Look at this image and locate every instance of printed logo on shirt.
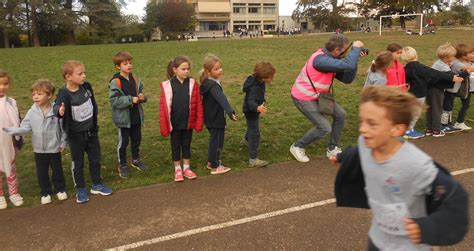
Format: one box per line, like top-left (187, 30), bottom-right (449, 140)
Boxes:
top-left (71, 99), bottom-right (93, 122)
top-left (383, 176), bottom-right (401, 194)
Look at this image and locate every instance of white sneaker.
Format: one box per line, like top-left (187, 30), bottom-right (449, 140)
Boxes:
top-left (0, 196), bottom-right (7, 209)
top-left (41, 195), bottom-right (52, 205)
top-left (9, 194), bottom-right (24, 207)
top-left (56, 191), bottom-right (68, 201)
top-left (290, 144), bottom-right (310, 162)
top-left (454, 122), bottom-right (472, 130)
top-left (326, 146), bottom-right (342, 158)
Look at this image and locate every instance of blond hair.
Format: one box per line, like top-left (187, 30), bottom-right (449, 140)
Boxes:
top-left (61, 60), bottom-right (84, 79)
top-left (436, 42), bottom-right (456, 59)
top-left (360, 86), bottom-right (422, 127)
top-left (31, 79), bottom-right (55, 96)
top-left (113, 51), bottom-right (133, 67)
top-left (401, 46), bottom-right (418, 62)
top-left (252, 61), bottom-right (276, 82)
top-left (199, 53), bottom-right (221, 84)
top-left (0, 68), bottom-right (11, 84)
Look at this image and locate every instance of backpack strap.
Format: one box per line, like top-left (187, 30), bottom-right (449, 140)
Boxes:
top-left (114, 78), bottom-right (122, 90)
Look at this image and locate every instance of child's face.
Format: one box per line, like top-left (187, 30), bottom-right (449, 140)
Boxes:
top-left (467, 52), bottom-right (474, 62)
top-left (442, 56), bottom-right (455, 66)
top-left (262, 74), bottom-right (274, 84)
top-left (174, 62), bottom-right (190, 80)
top-left (66, 65), bottom-right (86, 85)
top-left (359, 101), bottom-right (404, 150)
top-left (32, 90), bottom-right (51, 106)
top-left (118, 60), bottom-right (132, 74)
top-left (392, 49), bottom-right (402, 61)
top-left (208, 62), bottom-right (223, 79)
top-left (0, 77), bottom-right (10, 97)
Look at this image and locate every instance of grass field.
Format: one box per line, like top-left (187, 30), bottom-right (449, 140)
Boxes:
top-left (1, 30), bottom-right (473, 206)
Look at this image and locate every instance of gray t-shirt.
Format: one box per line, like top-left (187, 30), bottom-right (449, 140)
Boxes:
top-left (358, 136), bottom-right (438, 251)
top-left (432, 59), bottom-right (460, 93)
top-left (67, 86), bottom-right (94, 132)
top-left (451, 59), bottom-right (474, 92)
top-left (364, 69), bottom-right (387, 88)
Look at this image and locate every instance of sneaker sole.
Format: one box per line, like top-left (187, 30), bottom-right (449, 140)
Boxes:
top-left (184, 175), bottom-right (197, 179)
top-left (211, 169), bottom-right (231, 175)
top-left (90, 190), bottom-right (113, 196)
top-left (432, 134), bottom-right (445, 138)
top-left (131, 163), bottom-right (146, 172)
top-left (175, 178), bottom-right (184, 182)
top-left (290, 148), bottom-right (310, 163)
top-left (76, 198), bottom-right (89, 203)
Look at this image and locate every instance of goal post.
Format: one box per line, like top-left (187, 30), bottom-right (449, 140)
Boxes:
top-left (379, 13), bottom-right (424, 36)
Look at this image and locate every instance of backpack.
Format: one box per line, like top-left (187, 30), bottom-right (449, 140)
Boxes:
top-left (113, 75), bottom-right (139, 93)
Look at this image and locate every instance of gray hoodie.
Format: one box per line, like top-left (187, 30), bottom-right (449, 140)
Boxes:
top-left (3, 103), bottom-right (67, 153)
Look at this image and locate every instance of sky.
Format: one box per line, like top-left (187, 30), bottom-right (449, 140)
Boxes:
top-left (122, 0), bottom-right (298, 18)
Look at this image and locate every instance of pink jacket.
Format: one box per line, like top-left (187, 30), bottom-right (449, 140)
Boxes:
top-left (386, 59), bottom-right (407, 91)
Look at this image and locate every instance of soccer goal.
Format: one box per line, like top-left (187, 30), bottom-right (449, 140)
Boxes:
top-left (379, 13), bottom-right (424, 36)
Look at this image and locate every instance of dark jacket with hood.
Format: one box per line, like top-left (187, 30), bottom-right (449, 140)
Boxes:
top-left (199, 78), bottom-right (234, 128)
top-left (334, 146), bottom-right (469, 247)
top-left (242, 76), bottom-right (266, 119)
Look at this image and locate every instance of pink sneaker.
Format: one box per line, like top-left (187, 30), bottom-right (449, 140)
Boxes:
top-left (174, 169), bottom-right (184, 182)
top-left (183, 168), bottom-right (197, 179)
top-left (210, 165), bottom-right (231, 175)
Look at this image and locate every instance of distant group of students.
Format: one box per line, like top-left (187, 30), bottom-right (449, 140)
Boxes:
top-left (0, 34), bottom-right (471, 250)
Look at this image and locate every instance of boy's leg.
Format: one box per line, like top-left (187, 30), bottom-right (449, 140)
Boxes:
top-left (85, 129), bottom-right (102, 185)
top-left (441, 92), bottom-right (455, 125)
top-left (50, 152), bottom-right (66, 193)
top-left (292, 98), bottom-right (332, 147)
top-left (207, 128), bottom-right (220, 168)
top-left (34, 153), bottom-right (52, 196)
top-left (425, 89), bottom-right (434, 131)
top-left (430, 88), bottom-right (445, 132)
top-left (117, 128), bottom-right (130, 165)
top-left (246, 115), bottom-right (260, 159)
top-left (409, 98), bottom-right (425, 130)
top-left (217, 128), bottom-right (225, 162)
top-left (69, 132), bottom-right (87, 189)
top-left (457, 93), bottom-right (471, 123)
top-left (181, 129), bottom-right (193, 160)
top-left (130, 124), bottom-right (141, 161)
top-left (329, 102), bottom-right (346, 150)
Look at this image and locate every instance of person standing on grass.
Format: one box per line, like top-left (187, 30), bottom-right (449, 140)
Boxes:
top-left (160, 56), bottom-right (203, 182)
top-left (363, 51), bottom-right (393, 87)
top-left (289, 34), bottom-right (366, 162)
top-left (54, 60), bottom-right (113, 204)
top-left (386, 43), bottom-right (407, 91)
top-left (242, 61), bottom-right (276, 168)
top-left (109, 51), bottom-right (148, 179)
top-left (4, 80), bottom-right (68, 205)
top-left (199, 54), bottom-right (237, 175)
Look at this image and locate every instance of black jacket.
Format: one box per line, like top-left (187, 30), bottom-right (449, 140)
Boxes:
top-left (335, 146), bottom-right (469, 246)
top-left (200, 78), bottom-right (234, 128)
top-left (53, 81), bottom-right (99, 134)
top-left (405, 61), bottom-right (455, 97)
top-left (242, 76), bottom-right (266, 119)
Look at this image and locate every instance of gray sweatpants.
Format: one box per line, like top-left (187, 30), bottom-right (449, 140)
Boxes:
top-left (292, 97), bottom-right (346, 150)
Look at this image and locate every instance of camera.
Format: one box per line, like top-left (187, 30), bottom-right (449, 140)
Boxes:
top-left (361, 48), bottom-right (369, 55)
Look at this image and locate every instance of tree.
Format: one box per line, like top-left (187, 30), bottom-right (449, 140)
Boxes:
top-left (292, 0), bottom-right (353, 31)
top-left (144, 0), bottom-right (195, 38)
top-left (0, 0), bottom-right (21, 48)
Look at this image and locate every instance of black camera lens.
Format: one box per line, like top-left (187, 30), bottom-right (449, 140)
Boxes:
top-left (361, 48), bottom-right (369, 55)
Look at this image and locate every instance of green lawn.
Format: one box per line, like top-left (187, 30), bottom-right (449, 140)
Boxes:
top-left (1, 30), bottom-right (473, 206)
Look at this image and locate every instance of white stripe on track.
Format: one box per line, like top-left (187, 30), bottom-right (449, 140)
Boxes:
top-left (106, 168), bottom-right (474, 251)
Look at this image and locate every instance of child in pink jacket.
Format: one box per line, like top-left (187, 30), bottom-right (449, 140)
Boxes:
top-left (386, 43), bottom-right (407, 91)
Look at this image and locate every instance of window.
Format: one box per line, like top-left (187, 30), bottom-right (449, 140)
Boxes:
top-left (200, 22), bottom-right (227, 31)
top-left (233, 3), bottom-right (246, 13)
top-left (248, 3), bottom-right (260, 14)
top-left (264, 25), bottom-right (275, 30)
top-left (263, 7), bottom-right (275, 14)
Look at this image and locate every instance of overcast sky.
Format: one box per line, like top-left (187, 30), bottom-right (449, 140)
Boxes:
top-left (122, 0), bottom-right (298, 18)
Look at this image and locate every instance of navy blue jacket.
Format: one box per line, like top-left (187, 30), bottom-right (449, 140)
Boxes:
top-left (313, 47), bottom-right (361, 84)
top-left (200, 78), bottom-right (234, 128)
top-left (334, 146), bottom-right (469, 246)
top-left (242, 76), bottom-right (266, 119)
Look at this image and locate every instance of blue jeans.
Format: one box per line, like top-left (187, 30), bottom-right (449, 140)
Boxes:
top-left (292, 97), bottom-right (346, 150)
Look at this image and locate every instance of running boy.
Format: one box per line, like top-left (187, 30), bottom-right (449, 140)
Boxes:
top-left (109, 51), bottom-right (148, 178)
top-left (332, 86), bottom-right (469, 250)
top-left (54, 60), bottom-right (113, 203)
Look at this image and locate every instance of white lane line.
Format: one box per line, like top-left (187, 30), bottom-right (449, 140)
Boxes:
top-left (106, 168), bottom-right (474, 251)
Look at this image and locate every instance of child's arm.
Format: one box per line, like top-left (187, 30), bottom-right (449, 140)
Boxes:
top-left (53, 90), bottom-right (67, 118)
top-left (109, 79), bottom-right (133, 109)
top-left (409, 168), bottom-right (469, 246)
top-left (246, 86), bottom-right (265, 113)
top-left (59, 118), bottom-right (67, 152)
top-left (209, 85), bottom-right (236, 120)
top-left (419, 63), bottom-right (464, 85)
top-left (195, 84), bottom-right (204, 131)
top-left (3, 109), bottom-right (33, 135)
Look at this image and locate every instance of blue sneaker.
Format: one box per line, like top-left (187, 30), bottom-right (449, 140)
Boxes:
top-left (76, 188), bottom-right (89, 203)
top-left (404, 129), bottom-right (425, 139)
top-left (90, 183), bottom-right (113, 196)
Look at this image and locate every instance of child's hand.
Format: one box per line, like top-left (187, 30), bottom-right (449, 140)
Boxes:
top-left (257, 103), bottom-right (267, 114)
top-left (404, 218), bottom-right (421, 244)
top-left (138, 93), bottom-right (145, 101)
top-left (329, 156), bottom-right (339, 166)
top-left (132, 97), bottom-right (140, 104)
top-left (231, 113), bottom-right (237, 121)
top-left (453, 75), bottom-right (464, 82)
top-left (59, 102), bottom-right (65, 116)
top-left (59, 147), bottom-right (65, 153)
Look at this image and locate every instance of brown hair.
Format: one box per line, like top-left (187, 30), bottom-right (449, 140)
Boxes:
top-left (31, 79), bottom-right (55, 96)
top-left (325, 34), bottom-right (349, 52)
top-left (61, 60), bottom-right (84, 79)
top-left (198, 53), bottom-right (222, 84)
top-left (167, 56), bottom-right (191, 79)
top-left (0, 68), bottom-right (11, 84)
top-left (360, 86), bottom-right (422, 127)
top-left (252, 61), bottom-right (276, 82)
top-left (113, 51), bottom-right (133, 67)
top-left (455, 44), bottom-right (473, 59)
top-left (370, 51), bottom-right (393, 72)
top-left (436, 42), bottom-right (456, 59)
top-left (386, 43), bottom-right (402, 53)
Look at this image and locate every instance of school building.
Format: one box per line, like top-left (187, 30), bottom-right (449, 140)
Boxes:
top-left (150, 0), bottom-right (279, 37)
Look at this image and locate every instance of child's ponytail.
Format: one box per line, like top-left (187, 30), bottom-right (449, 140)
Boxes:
top-left (166, 60), bottom-right (175, 79)
top-left (199, 53), bottom-right (221, 84)
top-left (198, 69), bottom-right (208, 84)
top-left (370, 51), bottom-right (393, 73)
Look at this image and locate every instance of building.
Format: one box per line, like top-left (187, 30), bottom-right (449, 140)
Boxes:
top-left (149, 0), bottom-right (279, 37)
top-left (278, 16), bottom-right (316, 32)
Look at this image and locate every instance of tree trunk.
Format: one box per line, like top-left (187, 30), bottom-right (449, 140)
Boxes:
top-left (65, 0), bottom-right (76, 45)
top-left (25, 0), bottom-right (31, 46)
top-left (31, 0), bottom-right (40, 47)
top-left (2, 28), bottom-right (9, 48)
